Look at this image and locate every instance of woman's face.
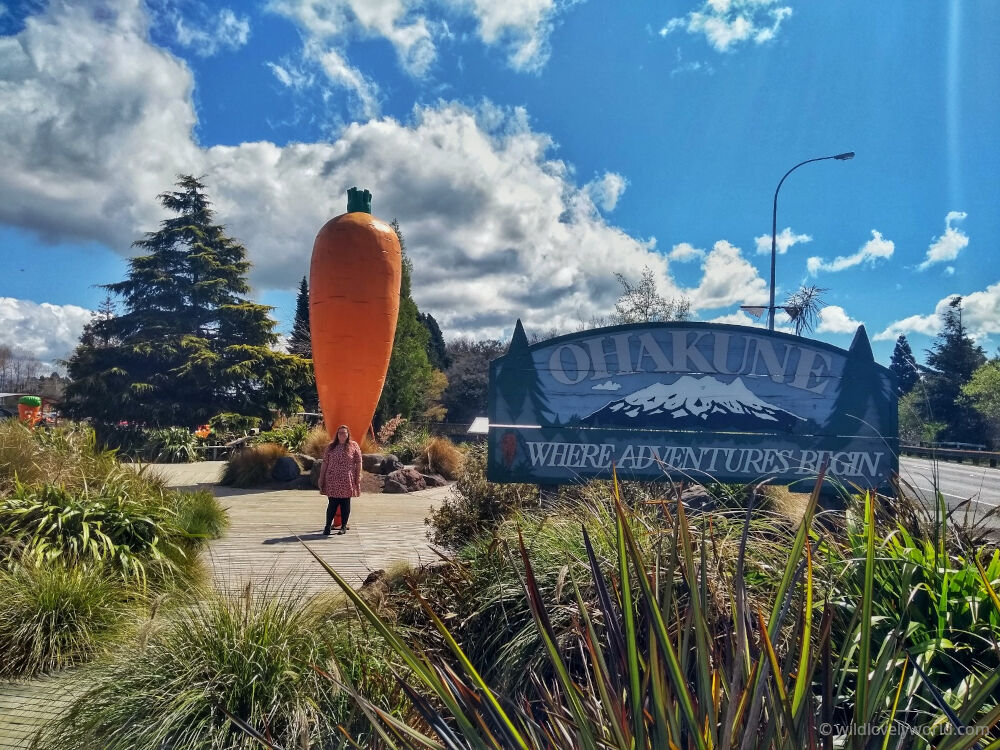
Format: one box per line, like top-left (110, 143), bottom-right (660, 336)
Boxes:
top-left (337, 428), bottom-right (349, 440)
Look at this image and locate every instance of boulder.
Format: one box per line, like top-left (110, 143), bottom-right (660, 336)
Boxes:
top-left (680, 484), bottom-right (715, 513)
top-left (295, 453), bottom-right (316, 470)
top-left (271, 456), bottom-right (301, 482)
top-left (363, 453), bottom-right (403, 475)
top-left (383, 467), bottom-right (427, 493)
top-left (378, 454), bottom-right (402, 475)
top-left (310, 460), bottom-right (323, 489)
top-left (363, 453), bottom-right (389, 473)
top-left (420, 473), bottom-right (448, 488)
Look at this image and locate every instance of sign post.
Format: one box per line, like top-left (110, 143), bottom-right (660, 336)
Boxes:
top-left (488, 321), bottom-right (897, 491)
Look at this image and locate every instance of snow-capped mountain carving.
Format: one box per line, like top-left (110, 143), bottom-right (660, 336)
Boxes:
top-left (579, 376), bottom-right (805, 432)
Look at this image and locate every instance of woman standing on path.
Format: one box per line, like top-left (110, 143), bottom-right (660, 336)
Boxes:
top-left (319, 424), bottom-right (362, 535)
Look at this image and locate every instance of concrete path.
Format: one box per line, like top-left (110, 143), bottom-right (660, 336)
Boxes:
top-left (0, 462), bottom-right (451, 748)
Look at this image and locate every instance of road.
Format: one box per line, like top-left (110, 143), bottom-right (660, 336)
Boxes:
top-left (898, 456), bottom-right (1000, 519)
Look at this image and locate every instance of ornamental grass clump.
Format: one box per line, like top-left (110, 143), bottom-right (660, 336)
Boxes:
top-left (301, 425), bottom-right (330, 459)
top-left (143, 426), bottom-right (199, 463)
top-left (414, 436), bottom-right (463, 479)
top-left (0, 480), bottom-right (181, 583)
top-left (0, 561), bottom-right (132, 679)
top-left (34, 581), bottom-right (399, 750)
top-left (220, 443), bottom-right (289, 488)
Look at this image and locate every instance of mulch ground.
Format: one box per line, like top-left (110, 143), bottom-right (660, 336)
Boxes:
top-left (361, 470), bottom-right (384, 493)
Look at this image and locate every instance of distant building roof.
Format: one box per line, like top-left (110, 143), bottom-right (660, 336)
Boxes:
top-left (468, 417), bottom-right (489, 434)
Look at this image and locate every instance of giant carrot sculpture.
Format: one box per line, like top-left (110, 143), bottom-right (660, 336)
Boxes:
top-left (309, 188), bottom-right (402, 443)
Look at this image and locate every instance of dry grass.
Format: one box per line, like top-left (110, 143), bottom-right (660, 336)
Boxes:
top-left (301, 426), bottom-right (330, 459)
top-left (762, 485), bottom-right (811, 524)
top-left (414, 437), bottom-right (463, 479)
top-left (220, 443), bottom-right (289, 488)
top-left (360, 434), bottom-right (380, 454)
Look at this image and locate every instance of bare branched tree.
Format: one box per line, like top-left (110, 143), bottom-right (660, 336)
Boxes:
top-left (589, 266), bottom-right (691, 327)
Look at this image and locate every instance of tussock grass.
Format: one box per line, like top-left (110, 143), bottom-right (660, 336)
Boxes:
top-left (360, 433), bottom-right (380, 454)
top-left (171, 489), bottom-right (228, 540)
top-left (219, 443), bottom-right (288, 488)
top-left (34, 580), bottom-right (403, 749)
top-left (414, 436), bottom-right (463, 479)
top-left (300, 425), bottom-right (330, 459)
top-left (0, 419), bottom-right (229, 680)
top-left (0, 561), bottom-right (133, 679)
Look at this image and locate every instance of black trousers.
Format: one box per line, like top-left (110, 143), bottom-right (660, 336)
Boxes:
top-left (325, 497), bottom-right (351, 529)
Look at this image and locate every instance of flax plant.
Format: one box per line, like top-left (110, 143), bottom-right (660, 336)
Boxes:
top-left (290, 469), bottom-right (1000, 750)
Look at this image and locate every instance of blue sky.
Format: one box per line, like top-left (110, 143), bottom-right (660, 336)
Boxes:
top-left (1, 0), bottom-right (998, 369)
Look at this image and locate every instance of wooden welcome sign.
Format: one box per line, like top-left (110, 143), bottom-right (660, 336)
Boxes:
top-left (487, 321), bottom-right (898, 489)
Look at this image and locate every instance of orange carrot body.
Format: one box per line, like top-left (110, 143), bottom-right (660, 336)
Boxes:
top-left (309, 194), bottom-right (401, 443)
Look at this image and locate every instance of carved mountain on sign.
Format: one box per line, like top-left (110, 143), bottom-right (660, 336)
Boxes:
top-left (579, 375), bottom-right (805, 432)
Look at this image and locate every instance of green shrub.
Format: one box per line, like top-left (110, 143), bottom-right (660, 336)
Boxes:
top-left (33, 583), bottom-right (370, 750)
top-left (143, 427), bottom-right (198, 463)
top-left (425, 442), bottom-right (538, 547)
top-left (0, 561), bottom-right (132, 678)
top-left (0, 480), bottom-right (182, 584)
top-left (90, 422), bottom-right (150, 459)
top-left (208, 413), bottom-right (262, 442)
top-left (219, 443), bottom-right (290, 488)
top-left (253, 422), bottom-right (309, 452)
top-left (385, 424), bottom-right (431, 463)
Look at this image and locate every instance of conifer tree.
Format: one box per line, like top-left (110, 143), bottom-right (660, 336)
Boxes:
top-left (62, 175), bottom-right (312, 426)
top-left (419, 311), bottom-right (449, 370)
top-left (374, 220), bottom-right (433, 426)
top-left (889, 334), bottom-right (919, 395)
top-left (917, 297), bottom-right (988, 444)
top-left (288, 276), bottom-right (312, 358)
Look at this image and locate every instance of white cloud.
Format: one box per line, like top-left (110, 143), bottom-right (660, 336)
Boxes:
top-left (169, 6), bottom-right (250, 56)
top-left (0, 298), bottom-right (92, 364)
top-left (0, 0), bottom-right (789, 362)
top-left (806, 230), bottom-right (894, 275)
top-left (453, 0), bottom-right (572, 72)
top-left (755, 226), bottom-right (811, 255)
top-left (660, 0), bottom-right (793, 53)
top-left (582, 172), bottom-right (626, 212)
top-left (269, 0), bottom-right (436, 80)
top-left (668, 242), bottom-right (704, 262)
top-left (875, 282), bottom-right (1000, 342)
top-left (311, 43), bottom-right (381, 118)
top-left (267, 0), bottom-right (574, 103)
top-left (816, 305), bottom-right (862, 334)
top-left (687, 240), bottom-right (768, 309)
top-left (917, 211), bottom-right (969, 271)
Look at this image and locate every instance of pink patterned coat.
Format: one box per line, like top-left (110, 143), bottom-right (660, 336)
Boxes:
top-left (319, 440), bottom-right (362, 498)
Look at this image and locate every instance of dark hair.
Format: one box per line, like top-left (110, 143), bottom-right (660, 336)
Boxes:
top-left (331, 424), bottom-right (351, 447)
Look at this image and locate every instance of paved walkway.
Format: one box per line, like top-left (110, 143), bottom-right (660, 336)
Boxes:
top-left (0, 462), bottom-right (450, 748)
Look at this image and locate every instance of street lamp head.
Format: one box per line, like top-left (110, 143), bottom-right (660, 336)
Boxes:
top-left (834, 151), bottom-right (855, 160)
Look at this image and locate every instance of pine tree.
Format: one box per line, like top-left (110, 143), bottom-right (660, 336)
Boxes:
top-left (919, 296), bottom-right (988, 444)
top-left (288, 276), bottom-right (312, 358)
top-left (419, 311), bottom-right (449, 370)
top-left (62, 175), bottom-right (312, 427)
top-left (373, 220), bottom-right (433, 426)
top-left (889, 334), bottom-right (919, 395)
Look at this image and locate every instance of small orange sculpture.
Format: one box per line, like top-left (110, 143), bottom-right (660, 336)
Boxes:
top-left (310, 188), bottom-right (402, 442)
top-left (18, 396), bottom-right (42, 427)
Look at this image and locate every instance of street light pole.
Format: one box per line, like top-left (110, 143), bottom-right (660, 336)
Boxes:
top-left (767, 151), bottom-right (855, 331)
